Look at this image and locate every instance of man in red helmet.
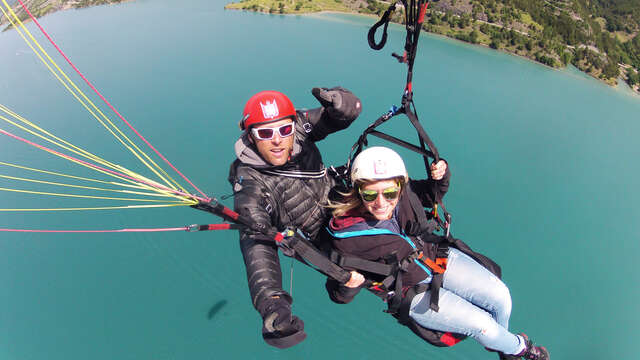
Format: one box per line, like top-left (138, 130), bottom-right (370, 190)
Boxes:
top-left (229, 87), bottom-right (361, 349)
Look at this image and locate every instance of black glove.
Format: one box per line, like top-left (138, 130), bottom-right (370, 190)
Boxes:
top-left (260, 297), bottom-right (306, 349)
top-left (312, 86), bottom-right (362, 122)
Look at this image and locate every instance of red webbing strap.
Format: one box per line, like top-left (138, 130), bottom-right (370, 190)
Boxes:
top-left (418, 2), bottom-right (429, 24)
top-left (440, 332), bottom-right (464, 346)
top-left (207, 223), bottom-right (233, 230)
top-left (221, 206), bottom-right (240, 221)
top-left (189, 224), bottom-right (243, 231)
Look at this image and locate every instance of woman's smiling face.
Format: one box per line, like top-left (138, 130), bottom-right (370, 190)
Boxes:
top-left (359, 179), bottom-right (401, 220)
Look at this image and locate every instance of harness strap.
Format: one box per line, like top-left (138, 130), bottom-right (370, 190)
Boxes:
top-left (386, 263), bottom-right (405, 314)
top-left (192, 199), bottom-right (352, 284)
top-left (329, 250), bottom-right (395, 276)
top-left (368, 130), bottom-right (435, 158)
top-left (395, 284), bottom-right (428, 324)
top-left (428, 273), bottom-right (444, 312)
top-left (404, 103), bottom-right (439, 163)
top-left (405, 186), bottom-right (436, 235)
top-left (283, 235), bottom-right (351, 283)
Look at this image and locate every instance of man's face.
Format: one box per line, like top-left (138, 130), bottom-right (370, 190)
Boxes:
top-left (250, 118), bottom-right (295, 166)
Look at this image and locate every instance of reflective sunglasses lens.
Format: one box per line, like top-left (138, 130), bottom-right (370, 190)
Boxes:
top-left (255, 128), bottom-right (274, 140)
top-left (360, 187), bottom-right (400, 202)
top-left (278, 124), bottom-right (294, 137)
top-left (360, 190), bottom-right (378, 202)
top-left (382, 188), bottom-right (400, 200)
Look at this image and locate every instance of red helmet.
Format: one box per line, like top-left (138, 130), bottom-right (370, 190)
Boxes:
top-left (240, 90), bottom-right (296, 130)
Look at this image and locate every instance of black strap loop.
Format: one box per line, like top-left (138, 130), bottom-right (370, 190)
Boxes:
top-left (367, 4), bottom-right (397, 50)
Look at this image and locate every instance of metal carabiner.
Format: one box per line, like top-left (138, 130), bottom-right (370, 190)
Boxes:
top-left (186, 224), bottom-right (200, 232)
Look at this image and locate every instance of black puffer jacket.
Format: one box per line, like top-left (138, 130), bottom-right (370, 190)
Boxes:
top-left (228, 103), bottom-right (358, 317)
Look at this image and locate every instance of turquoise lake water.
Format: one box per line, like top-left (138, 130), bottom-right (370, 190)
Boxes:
top-left (1, 0), bottom-right (639, 359)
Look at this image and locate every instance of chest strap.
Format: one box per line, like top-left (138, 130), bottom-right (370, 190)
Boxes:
top-left (329, 250), bottom-right (394, 276)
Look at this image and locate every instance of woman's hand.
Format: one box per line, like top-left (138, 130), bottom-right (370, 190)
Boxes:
top-left (430, 160), bottom-right (447, 181)
top-left (344, 271), bottom-right (365, 288)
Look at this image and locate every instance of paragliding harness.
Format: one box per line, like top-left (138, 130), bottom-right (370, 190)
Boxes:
top-left (326, 188), bottom-right (503, 347)
top-left (327, 0), bottom-right (502, 347)
top-left (190, 0), bottom-right (501, 349)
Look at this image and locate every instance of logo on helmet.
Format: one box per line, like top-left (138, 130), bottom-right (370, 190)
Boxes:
top-left (373, 160), bottom-right (387, 175)
top-left (260, 99), bottom-right (279, 120)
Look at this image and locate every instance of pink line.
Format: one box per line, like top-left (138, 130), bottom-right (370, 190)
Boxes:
top-left (0, 227), bottom-right (188, 233)
top-left (16, 0), bottom-right (209, 200)
top-left (0, 128), bottom-right (208, 203)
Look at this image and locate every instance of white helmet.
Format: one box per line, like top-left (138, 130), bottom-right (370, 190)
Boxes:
top-left (350, 146), bottom-right (408, 185)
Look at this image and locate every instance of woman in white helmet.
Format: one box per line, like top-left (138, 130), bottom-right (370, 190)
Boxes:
top-left (323, 146), bottom-right (549, 360)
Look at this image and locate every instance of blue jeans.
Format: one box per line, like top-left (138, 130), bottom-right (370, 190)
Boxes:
top-left (409, 248), bottom-right (525, 355)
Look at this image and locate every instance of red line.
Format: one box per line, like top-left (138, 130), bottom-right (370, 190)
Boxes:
top-left (0, 227), bottom-right (188, 233)
top-left (0, 128), bottom-right (207, 202)
top-left (16, 0), bottom-right (209, 200)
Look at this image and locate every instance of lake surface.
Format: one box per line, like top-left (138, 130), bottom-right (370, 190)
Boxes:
top-left (1, 0), bottom-right (639, 359)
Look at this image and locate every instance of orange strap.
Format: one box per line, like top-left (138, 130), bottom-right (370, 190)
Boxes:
top-left (423, 257), bottom-right (446, 274)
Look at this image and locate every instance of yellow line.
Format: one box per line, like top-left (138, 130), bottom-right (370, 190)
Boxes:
top-left (0, 161), bottom-right (149, 190)
top-left (0, 203), bottom-right (195, 212)
top-left (0, 110), bottom-right (189, 200)
top-left (0, 1), bottom-right (186, 192)
top-left (0, 174), bottom-right (177, 198)
top-left (0, 104), bottom-right (123, 173)
top-left (0, 125), bottom-right (169, 197)
top-left (0, 186), bottom-right (194, 203)
top-left (0, 112), bottom-right (128, 175)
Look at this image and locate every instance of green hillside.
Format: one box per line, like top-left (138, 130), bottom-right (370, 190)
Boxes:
top-left (0, 0), bottom-right (129, 30)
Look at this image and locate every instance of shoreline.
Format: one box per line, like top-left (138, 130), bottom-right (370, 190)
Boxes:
top-left (0, 0), bottom-right (137, 31)
top-left (229, 7), bottom-right (639, 94)
top-left (224, 6), bottom-right (640, 96)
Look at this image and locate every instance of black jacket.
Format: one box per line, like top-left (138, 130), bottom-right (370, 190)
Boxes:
top-left (228, 105), bottom-right (357, 317)
top-left (324, 173), bottom-right (451, 305)
top-left (322, 171), bottom-right (504, 348)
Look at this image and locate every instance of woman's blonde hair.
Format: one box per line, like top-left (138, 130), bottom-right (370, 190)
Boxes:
top-left (326, 177), bottom-right (406, 218)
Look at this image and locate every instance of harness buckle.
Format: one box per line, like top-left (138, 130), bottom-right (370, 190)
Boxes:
top-left (383, 105), bottom-right (399, 120)
top-left (276, 228), bottom-right (297, 257)
top-left (370, 282), bottom-right (385, 292)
